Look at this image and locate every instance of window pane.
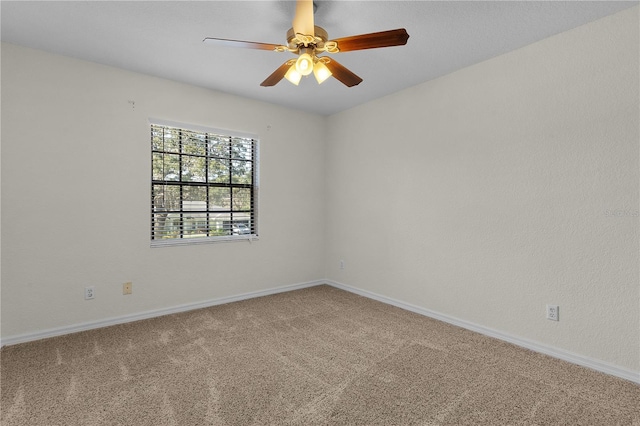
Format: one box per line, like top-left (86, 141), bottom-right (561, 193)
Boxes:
top-left (182, 186), bottom-right (207, 211)
top-left (168, 213), bottom-right (183, 239)
top-left (152, 127), bottom-right (164, 151)
top-left (152, 153), bottom-right (165, 180)
top-left (152, 186), bottom-right (163, 211)
top-left (232, 188), bottom-right (251, 211)
top-left (162, 128), bottom-right (180, 153)
top-left (153, 213), bottom-right (180, 240)
top-left (181, 155), bottom-right (206, 182)
top-left (231, 137), bottom-right (253, 160)
top-left (210, 213), bottom-right (232, 235)
top-left (231, 214), bottom-right (251, 235)
top-left (209, 187), bottom-right (230, 211)
top-left (208, 135), bottom-right (230, 158)
top-left (181, 131), bottom-right (206, 156)
top-left (208, 158), bottom-right (229, 183)
top-left (183, 212), bottom-right (208, 238)
top-left (231, 160), bottom-right (252, 184)
top-left (152, 176), bottom-right (182, 239)
top-left (153, 185), bottom-right (180, 211)
top-left (162, 154), bottom-right (180, 181)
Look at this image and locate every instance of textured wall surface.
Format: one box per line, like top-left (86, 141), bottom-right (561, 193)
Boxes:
top-left (325, 7), bottom-right (639, 372)
top-left (2, 6), bottom-right (638, 376)
top-left (1, 43), bottom-right (326, 338)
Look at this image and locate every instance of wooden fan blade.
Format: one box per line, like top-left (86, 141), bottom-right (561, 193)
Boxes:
top-left (203, 37), bottom-right (283, 51)
top-left (260, 61), bottom-right (294, 87)
top-left (332, 28), bottom-right (409, 52)
top-left (292, 0), bottom-right (315, 37)
top-left (323, 58), bottom-right (363, 87)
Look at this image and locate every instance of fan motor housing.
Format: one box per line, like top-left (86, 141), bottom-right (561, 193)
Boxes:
top-left (287, 25), bottom-right (329, 49)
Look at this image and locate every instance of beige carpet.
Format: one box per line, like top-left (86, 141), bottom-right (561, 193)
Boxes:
top-left (1, 285), bottom-right (638, 425)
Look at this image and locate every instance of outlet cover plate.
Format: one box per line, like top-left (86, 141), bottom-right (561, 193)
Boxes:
top-left (85, 286), bottom-right (95, 300)
top-left (546, 304), bottom-right (559, 321)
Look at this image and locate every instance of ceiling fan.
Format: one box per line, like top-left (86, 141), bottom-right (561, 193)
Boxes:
top-left (203, 0), bottom-right (409, 87)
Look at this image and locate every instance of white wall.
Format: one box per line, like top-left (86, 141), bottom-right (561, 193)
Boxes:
top-left (325, 7), bottom-right (639, 373)
top-left (2, 6), bottom-right (638, 377)
top-left (1, 43), bottom-right (326, 338)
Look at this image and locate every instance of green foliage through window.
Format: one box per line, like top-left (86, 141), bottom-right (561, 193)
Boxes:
top-left (151, 123), bottom-right (257, 243)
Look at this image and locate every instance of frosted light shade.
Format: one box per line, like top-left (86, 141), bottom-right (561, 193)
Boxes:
top-left (295, 53), bottom-right (314, 76)
top-left (285, 65), bottom-right (302, 85)
top-left (313, 61), bottom-right (332, 84)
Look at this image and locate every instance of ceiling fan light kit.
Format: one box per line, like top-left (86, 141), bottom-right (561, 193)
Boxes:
top-left (313, 59), bottom-right (332, 84)
top-left (295, 48), bottom-right (314, 76)
top-left (284, 55), bottom-right (331, 85)
top-left (284, 61), bottom-right (302, 85)
top-left (203, 0), bottom-right (409, 88)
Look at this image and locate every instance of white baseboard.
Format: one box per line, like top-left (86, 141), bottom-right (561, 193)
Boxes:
top-left (3, 278), bottom-right (638, 385)
top-left (0, 280), bottom-right (324, 348)
top-left (325, 280), bottom-right (640, 385)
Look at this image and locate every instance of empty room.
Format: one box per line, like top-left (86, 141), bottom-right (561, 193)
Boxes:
top-left (1, 1), bottom-right (638, 424)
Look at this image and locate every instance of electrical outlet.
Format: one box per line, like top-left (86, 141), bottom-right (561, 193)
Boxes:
top-left (85, 286), bottom-right (95, 300)
top-left (340, 260), bottom-right (345, 270)
top-left (546, 304), bottom-right (559, 321)
top-left (123, 282), bottom-right (132, 295)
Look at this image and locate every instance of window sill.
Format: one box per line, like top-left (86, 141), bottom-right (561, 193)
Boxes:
top-left (151, 234), bottom-right (259, 248)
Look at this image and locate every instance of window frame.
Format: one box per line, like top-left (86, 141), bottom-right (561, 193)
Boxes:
top-left (150, 119), bottom-right (259, 247)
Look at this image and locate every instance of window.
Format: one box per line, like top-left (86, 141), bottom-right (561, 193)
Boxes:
top-left (151, 122), bottom-right (258, 246)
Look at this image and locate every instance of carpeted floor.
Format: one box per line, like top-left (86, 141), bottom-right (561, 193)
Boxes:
top-left (1, 285), bottom-right (638, 425)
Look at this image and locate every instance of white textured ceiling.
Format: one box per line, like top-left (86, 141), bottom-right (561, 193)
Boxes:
top-left (1, 1), bottom-right (636, 116)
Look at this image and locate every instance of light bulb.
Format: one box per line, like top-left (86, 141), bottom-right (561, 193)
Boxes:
top-left (284, 64), bottom-right (302, 85)
top-left (295, 53), bottom-right (314, 76)
top-left (313, 61), bottom-right (332, 84)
